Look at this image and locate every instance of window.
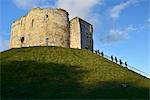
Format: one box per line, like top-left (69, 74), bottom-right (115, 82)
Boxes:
top-left (46, 15), bottom-right (48, 18)
top-left (44, 15), bottom-right (49, 21)
top-left (21, 37), bottom-right (24, 43)
top-left (20, 37), bottom-right (24, 47)
top-left (45, 37), bottom-right (49, 46)
top-left (32, 19), bottom-right (34, 27)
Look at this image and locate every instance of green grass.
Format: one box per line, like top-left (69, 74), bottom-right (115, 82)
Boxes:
top-left (0, 46), bottom-right (150, 99)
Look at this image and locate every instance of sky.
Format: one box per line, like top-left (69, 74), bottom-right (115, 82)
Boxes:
top-left (0, 0), bottom-right (150, 76)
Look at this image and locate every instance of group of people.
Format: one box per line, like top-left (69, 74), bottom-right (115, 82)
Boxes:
top-left (94, 50), bottom-right (128, 67)
top-left (95, 50), bottom-right (104, 56)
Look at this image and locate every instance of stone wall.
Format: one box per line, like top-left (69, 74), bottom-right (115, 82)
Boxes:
top-left (10, 8), bottom-right (93, 51)
top-left (80, 18), bottom-right (93, 51)
top-left (70, 17), bottom-right (81, 49)
top-left (10, 8), bottom-right (70, 48)
top-left (70, 17), bottom-right (93, 51)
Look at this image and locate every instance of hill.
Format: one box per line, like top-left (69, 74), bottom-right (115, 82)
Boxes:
top-left (0, 46), bottom-right (150, 99)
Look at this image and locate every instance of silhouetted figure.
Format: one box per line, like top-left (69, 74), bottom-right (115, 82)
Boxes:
top-left (119, 59), bottom-right (122, 65)
top-left (97, 50), bottom-right (100, 55)
top-left (111, 56), bottom-right (113, 61)
top-left (115, 57), bottom-right (118, 63)
top-left (125, 61), bottom-right (127, 67)
top-left (101, 52), bottom-right (104, 57)
top-left (95, 50), bottom-right (97, 54)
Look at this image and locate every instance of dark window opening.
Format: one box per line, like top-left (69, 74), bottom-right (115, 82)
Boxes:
top-left (21, 37), bottom-right (24, 43)
top-left (46, 15), bottom-right (48, 18)
top-left (21, 37), bottom-right (24, 47)
top-left (32, 19), bottom-right (34, 27)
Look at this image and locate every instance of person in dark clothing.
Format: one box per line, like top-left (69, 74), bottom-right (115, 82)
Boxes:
top-left (95, 50), bottom-right (97, 54)
top-left (119, 59), bottom-right (122, 65)
top-left (125, 61), bottom-right (127, 67)
top-left (111, 56), bottom-right (113, 61)
top-left (97, 50), bottom-right (100, 55)
top-left (101, 52), bottom-right (104, 57)
top-left (115, 57), bottom-right (118, 63)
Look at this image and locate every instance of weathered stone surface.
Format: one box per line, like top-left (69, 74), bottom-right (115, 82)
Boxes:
top-left (10, 8), bottom-right (70, 48)
top-left (70, 17), bottom-right (93, 51)
top-left (10, 8), bottom-right (93, 51)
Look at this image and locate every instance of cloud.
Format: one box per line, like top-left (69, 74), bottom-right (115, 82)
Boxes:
top-left (102, 29), bottom-right (128, 44)
top-left (102, 26), bottom-right (137, 44)
top-left (125, 25), bottom-right (137, 31)
top-left (13, 0), bottom-right (103, 19)
top-left (110, 0), bottom-right (140, 20)
top-left (13, 0), bottom-right (54, 9)
top-left (56, 0), bottom-right (103, 19)
top-left (148, 18), bottom-right (150, 22)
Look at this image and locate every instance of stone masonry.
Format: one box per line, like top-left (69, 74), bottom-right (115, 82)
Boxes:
top-left (10, 8), bottom-right (93, 51)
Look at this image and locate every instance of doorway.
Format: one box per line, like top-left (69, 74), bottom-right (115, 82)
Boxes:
top-left (20, 37), bottom-right (24, 47)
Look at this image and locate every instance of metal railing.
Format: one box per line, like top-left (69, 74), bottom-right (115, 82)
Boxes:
top-left (93, 50), bottom-right (150, 78)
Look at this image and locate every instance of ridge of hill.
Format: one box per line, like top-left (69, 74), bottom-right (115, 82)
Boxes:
top-left (1, 46), bottom-right (150, 99)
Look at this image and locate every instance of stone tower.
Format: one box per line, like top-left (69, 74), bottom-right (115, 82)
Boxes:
top-left (10, 8), bottom-right (93, 51)
top-left (70, 17), bottom-right (93, 51)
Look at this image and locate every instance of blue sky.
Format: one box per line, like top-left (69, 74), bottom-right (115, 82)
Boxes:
top-left (0, 0), bottom-right (150, 75)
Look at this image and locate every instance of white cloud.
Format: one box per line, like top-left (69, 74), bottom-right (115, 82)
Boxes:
top-left (13, 0), bottom-right (103, 19)
top-left (56, 0), bottom-right (103, 19)
top-left (125, 25), bottom-right (137, 31)
top-left (102, 26), bottom-right (137, 44)
top-left (89, 13), bottom-right (102, 29)
top-left (103, 29), bottom-right (128, 43)
top-left (148, 18), bottom-right (150, 23)
top-left (110, 0), bottom-right (140, 20)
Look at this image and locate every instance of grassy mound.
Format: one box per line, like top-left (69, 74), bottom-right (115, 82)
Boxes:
top-left (1, 46), bottom-right (150, 99)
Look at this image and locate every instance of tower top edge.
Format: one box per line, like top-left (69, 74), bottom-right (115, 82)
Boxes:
top-left (12, 7), bottom-right (69, 25)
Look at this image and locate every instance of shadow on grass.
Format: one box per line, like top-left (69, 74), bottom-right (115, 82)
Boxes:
top-left (1, 61), bottom-right (88, 99)
top-left (86, 81), bottom-right (150, 99)
top-left (1, 61), bottom-right (150, 99)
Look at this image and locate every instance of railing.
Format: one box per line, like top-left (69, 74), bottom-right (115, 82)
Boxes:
top-left (93, 50), bottom-right (150, 78)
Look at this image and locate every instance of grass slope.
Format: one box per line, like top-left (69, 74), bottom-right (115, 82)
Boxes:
top-left (0, 46), bottom-right (150, 99)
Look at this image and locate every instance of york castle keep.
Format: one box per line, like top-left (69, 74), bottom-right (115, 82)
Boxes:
top-left (10, 8), bottom-right (93, 51)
